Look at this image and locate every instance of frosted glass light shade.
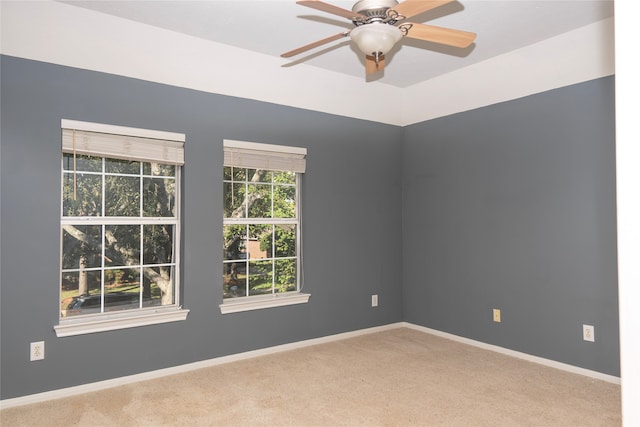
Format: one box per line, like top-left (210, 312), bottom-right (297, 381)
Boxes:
top-left (350, 23), bottom-right (403, 56)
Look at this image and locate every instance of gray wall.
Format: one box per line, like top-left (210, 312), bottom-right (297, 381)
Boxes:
top-left (0, 56), bottom-right (619, 400)
top-left (402, 77), bottom-right (619, 376)
top-left (0, 56), bottom-right (404, 399)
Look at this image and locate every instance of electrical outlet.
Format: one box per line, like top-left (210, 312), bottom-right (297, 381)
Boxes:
top-left (371, 294), bottom-right (378, 307)
top-left (30, 341), bottom-right (45, 361)
top-left (493, 308), bottom-right (501, 323)
top-left (583, 324), bottom-right (595, 342)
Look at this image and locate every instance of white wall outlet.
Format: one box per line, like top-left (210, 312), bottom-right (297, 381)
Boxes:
top-left (30, 341), bottom-right (45, 361)
top-left (371, 294), bottom-right (378, 307)
top-left (583, 324), bottom-right (595, 342)
top-left (493, 308), bottom-right (501, 323)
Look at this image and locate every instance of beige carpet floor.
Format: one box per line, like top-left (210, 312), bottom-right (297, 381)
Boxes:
top-left (1, 327), bottom-right (621, 426)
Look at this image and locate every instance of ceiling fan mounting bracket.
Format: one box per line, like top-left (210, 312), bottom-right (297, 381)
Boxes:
top-left (351, 0), bottom-right (402, 26)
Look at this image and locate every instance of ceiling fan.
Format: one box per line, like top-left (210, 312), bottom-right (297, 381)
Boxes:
top-left (281, 0), bottom-right (476, 77)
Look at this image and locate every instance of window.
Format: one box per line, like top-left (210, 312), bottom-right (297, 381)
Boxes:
top-left (221, 140), bottom-right (308, 313)
top-left (55, 120), bottom-right (188, 337)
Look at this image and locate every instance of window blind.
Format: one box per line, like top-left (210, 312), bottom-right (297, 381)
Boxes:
top-left (224, 140), bottom-right (306, 173)
top-left (61, 120), bottom-right (185, 165)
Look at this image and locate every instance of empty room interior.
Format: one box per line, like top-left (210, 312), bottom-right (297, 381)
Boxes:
top-left (1, 0), bottom-right (639, 425)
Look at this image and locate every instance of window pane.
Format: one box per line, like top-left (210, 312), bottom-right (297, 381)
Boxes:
top-left (224, 261), bottom-right (247, 298)
top-left (63, 173), bottom-right (102, 216)
top-left (143, 177), bottom-right (176, 217)
top-left (275, 224), bottom-right (297, 258)
top-left (224, 182), bottom-right (246, 218)
top-left (248, 224), bottom-right (271, 259)
top-left (141, 267), bottom-right (166, 308)
top-left (106, 158), bottom-right (139, 174)
top-left (105, 176), bottom-right (140, 216)
top-left (105, 225), bottom-right (140, 267)
top-left (231, 167), bottom-right (247, 181)
top-left (60, 270), bottom-right (102, 317)
top-left (273, 171), bottom-right (295, 185)
top-left (247, 183), bottom-right (272, 218)
top-left (143, 266), bottom-right (174, 305)
top-left (248, 169), bottom-right (271, 183)
top-left (223, 225), bottom-right (247, 261)
top-left (273, 185), bottom-right (296, 218)
top-left (143, 224), bottom-right (174, 264)
top-left (62, 225), bottom-right (102, 269)
top-left (105, 268), bottom-right (140, 293)
top-left (63, 153), bottom-right (102, 172)
top-left (248, 260), bottom-right (273, 296)
top-left (143, 162), bottom-right (175, 177)
top-left (275, 259), bottom-right (297, 293)
top-left (104, 268), bottom-right (141, 312)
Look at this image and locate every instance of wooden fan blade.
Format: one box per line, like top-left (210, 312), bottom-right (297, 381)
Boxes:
top-left (391, 0), bottom-right (455, 20)
top-left (365, 55), bottom-right (385, 75)
top-left (296, 0), bottom-right (367, 20)
top-left (281, 32), bottom-right (350, 58)
top-left (403, 22), bottom-right (476, 48)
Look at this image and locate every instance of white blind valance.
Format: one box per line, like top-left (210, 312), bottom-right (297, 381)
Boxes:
top-left (223, 140), bottom-right (306, 173)
top-left (61, 120), bottom-right (185, 165)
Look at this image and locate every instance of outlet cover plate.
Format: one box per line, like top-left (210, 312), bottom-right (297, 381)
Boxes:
top-left (493, 308), bottom-right (501, 323)
top-left (30, 341), bottom-right (45, 361)
top-left (583, 324), bottom-right (595, 342)
top-left (371, 294), bottom-right (378, 307)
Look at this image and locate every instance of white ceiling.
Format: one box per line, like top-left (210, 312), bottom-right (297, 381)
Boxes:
top-left (57, 0), bottom-right (614, 88)
top-left (1, 0), bottom-right (615, 125)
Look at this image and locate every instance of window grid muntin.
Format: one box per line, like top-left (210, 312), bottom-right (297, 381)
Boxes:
top-left (60, 155), bottom-right (180, 319)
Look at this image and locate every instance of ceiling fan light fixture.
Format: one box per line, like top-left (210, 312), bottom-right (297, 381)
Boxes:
top-left (350, 23), bottom-right (403, 56)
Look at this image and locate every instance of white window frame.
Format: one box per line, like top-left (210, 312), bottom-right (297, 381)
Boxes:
top-left (220, 140), bottom-right (309, 314)
top-left (54, 119), bottom-right (189, 337)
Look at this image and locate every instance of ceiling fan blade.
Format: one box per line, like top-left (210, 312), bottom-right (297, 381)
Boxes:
top-left (402, 22), bottom-right (476, 48)
top-left (296, 0), bottom-right (367, 20)
top-left (365, 55), bottom-right (385, 75)
top-left (391, 0), bottom-right (455, 20)
top-left (281, 32), bottom-right (350, 58)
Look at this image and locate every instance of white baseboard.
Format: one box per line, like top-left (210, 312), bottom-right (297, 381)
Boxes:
top-left (0, 322), bottom-right (403, 410)
top-left (402, 322), bottom-right (621, 385)
top-left (0, 321), bottom-right (619, 409)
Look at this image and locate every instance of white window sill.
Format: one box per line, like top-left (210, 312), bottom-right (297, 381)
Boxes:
top-left (219, 293), bottom-right (310, 314)
top-left (54, 307), bottom-right (190, 337)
